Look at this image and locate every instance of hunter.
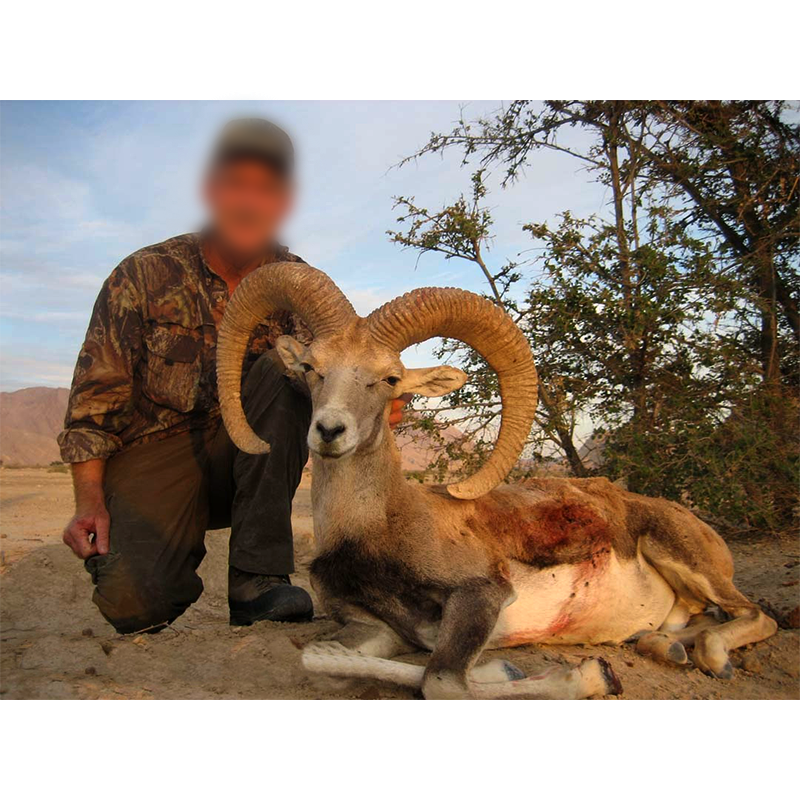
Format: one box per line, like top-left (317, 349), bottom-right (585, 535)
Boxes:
top-left (59, 118), bottom-right (405, 633)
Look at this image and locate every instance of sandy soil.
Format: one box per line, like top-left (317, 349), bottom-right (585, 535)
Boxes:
top-left (1, 467), bottom-right (798, 700)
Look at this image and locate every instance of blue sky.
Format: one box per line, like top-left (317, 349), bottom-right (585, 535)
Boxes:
top-left (0, 101), bottom-right (603, 391)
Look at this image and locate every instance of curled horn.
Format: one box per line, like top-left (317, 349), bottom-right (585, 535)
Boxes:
top-left (367, 288), bottom-right (538, 500)
top-left (217, 262), bottom-right (356, 453)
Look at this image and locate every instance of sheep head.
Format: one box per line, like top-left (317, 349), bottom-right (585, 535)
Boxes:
top-left (274, 324), bottom-right (467, 463)
top-left (216, 262), bottom-right (538, 500)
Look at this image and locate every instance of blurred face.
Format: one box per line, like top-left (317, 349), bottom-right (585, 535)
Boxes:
top-left (204, 158), bottom-right (294, 258)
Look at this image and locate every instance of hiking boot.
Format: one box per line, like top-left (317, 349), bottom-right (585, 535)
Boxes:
top-left (228, 566), bottom-right (314, 625)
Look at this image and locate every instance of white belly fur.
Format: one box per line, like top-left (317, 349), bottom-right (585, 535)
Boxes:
top-left (490, 551), bottom-right (675, 647)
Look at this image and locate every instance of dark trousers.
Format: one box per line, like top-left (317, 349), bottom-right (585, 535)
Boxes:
top-left (85, 354), bottom-right (311, 634)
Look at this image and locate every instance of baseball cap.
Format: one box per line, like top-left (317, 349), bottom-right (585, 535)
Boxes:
top-left (210, 117), bottom-right (295, 177)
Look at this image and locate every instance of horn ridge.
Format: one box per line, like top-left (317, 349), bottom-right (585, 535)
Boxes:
top-left (368, 287), bottom-right (538, 500)
top-left (217, 261), bottom-right (356, 454)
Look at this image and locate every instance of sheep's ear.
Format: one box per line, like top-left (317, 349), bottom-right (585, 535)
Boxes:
top-left (275, 335), bottom-right (308, 374)
top-left (399, 366), bottom-right (467, 397)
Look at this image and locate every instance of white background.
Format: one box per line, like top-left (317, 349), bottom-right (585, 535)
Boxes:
top-left (3, 1), bottom-right (797, 100)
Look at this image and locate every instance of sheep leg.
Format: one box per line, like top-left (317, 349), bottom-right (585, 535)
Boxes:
top-left (308, 619), bottom-right (415, 691)
top-left (636, 613), bottom-right (721, 666)
top-left (422, 580), bottom-right (514, 699)
top-left (302, 645), bottom-right (621, 700)
top-left (327, 619), bottom-right (413, 658)
top-left (303, 644), bottom-right (424, 688)
top-left (471, 657), bottom-right (622, 699)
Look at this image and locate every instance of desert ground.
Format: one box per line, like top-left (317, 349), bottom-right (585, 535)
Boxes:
top-left (1, 467), bottom-right (798, 700)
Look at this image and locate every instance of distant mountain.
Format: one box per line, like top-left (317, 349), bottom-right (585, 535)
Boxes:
top-left (0, 386), bottom-right (463, 472)
top-left (393, 418), bottom-right (465, 473)
top-left (0, 387), bottom-right (69, 466)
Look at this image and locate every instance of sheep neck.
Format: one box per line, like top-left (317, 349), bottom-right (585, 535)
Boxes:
top-left (310, 428), bottom-right (407, 546)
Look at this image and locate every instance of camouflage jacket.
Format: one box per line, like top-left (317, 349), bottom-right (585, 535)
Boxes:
top-left (58, 233), bottom-right (307, 463)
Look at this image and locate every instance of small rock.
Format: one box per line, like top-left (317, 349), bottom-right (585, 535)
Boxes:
top-left (100, 642), bottom-right (114, 656)
top-left (740, 651), bottom-right (762, 674)
top-left (81, 628), bottom-right (94, 637)
top-left (784, 606), bottom-right (800, 629)
top-left (784, 657), bottom-right (800, 680)
top-left (85, 666), bottom-right (97, 676)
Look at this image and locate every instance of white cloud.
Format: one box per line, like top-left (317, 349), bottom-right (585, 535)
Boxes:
top-left (0, 354), bottom-right (75, 390)
top-left (1, 309), bottom-right (89, 323)
top-left (341, 286), bottom-right (396, 317)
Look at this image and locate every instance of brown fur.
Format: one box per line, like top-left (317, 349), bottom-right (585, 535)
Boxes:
top-left (464, 482), bottom-right (618, 569)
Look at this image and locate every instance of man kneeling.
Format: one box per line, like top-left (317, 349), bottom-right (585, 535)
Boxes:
top-left (59, 118), bottom-right (403, 633)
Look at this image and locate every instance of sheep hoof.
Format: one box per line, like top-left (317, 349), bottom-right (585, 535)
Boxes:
top-left (596, 657), bottom-right (623, 696)
top-left (712, 660), bottom-right (734, 680)
top-left (667, 641), bottom-right (689, 664)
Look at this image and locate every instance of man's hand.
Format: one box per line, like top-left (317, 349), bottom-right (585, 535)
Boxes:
top-left (63, 503), bottom-right (110, 559)
top-left (388, 393), bottom-right (413, 430)
top-left (63, 459), bottom-right (110, 559)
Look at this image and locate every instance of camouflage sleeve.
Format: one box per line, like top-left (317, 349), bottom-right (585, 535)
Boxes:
top-left (283, 251), bottom-right (313, 346)
top-left (58, 261), bottom-right (144, 463)
top-left (289, 313), bottom-right (313, 346)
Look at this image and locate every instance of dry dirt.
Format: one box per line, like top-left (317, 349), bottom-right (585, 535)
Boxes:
top-left (1, 467), bottom-right (798, 700)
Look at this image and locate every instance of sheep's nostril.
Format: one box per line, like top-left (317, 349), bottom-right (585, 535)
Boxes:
top-left (316, 422), bottom-right (346, 444)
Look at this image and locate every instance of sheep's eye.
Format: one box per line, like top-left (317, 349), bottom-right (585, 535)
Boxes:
top-left (384, 376), bottom-right (400, 387)
top-left (300, 363), bottom-right (315, 374)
